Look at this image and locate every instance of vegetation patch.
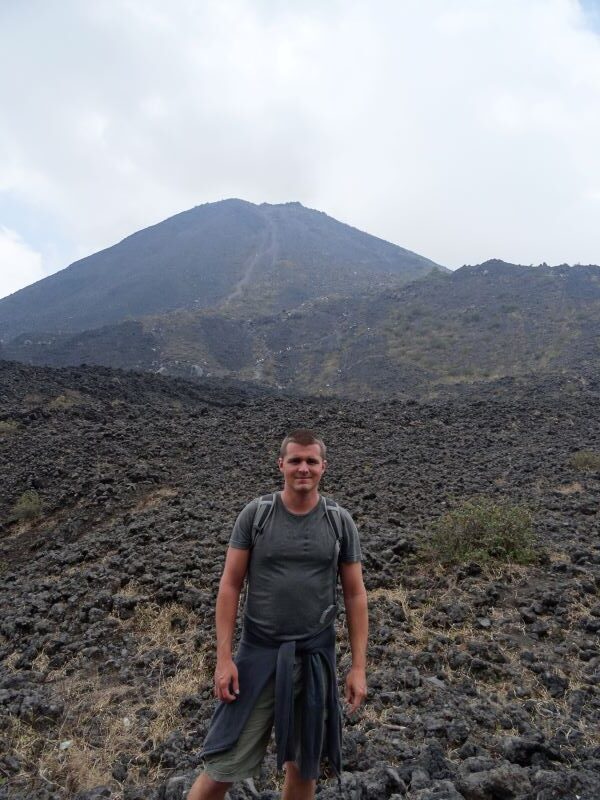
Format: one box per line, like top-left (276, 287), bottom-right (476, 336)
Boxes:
top-left (48, 390), bottom-right (84, 411)
top-left (429, 497), bottom-right (536, 565)
top-left (569, 450), bottom-right (600, 472)
top-left (10, 490), bottom-right (43, 521)
top-left (0, 419), bottom-right (19, 435)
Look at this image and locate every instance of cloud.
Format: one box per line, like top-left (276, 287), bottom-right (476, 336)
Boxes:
top-left (0, 0), bottom-right (599, 275)
top-left (0, 228), bottom-right (45, 299)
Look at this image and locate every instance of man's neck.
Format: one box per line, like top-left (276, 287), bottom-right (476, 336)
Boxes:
top-left (280, 488), bottom-right (321, 515)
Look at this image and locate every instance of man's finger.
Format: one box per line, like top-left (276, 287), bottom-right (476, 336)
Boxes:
top-left (219, 679), bottom-right (237, 702)
top-left (233, 672), bottom-right (240, 696)
top-left (347, 687), bottom-right (357, 712)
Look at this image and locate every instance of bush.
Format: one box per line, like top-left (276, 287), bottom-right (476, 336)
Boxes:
top-left (11, 490), bottom-right (43, 521)
top-left (430, 497), bottom-right (536, 565)
top-left (569, 450), bottom-right (600, 472)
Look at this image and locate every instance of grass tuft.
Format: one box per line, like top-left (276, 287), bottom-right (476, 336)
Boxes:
top-left (569, 450), bottom-right (600, 472)
top-left (48, 390), bottom-right (83, 411)
top-left (0, 419), bottom-right (19, 435)
top-left (10, 490), bottom-right (43, 521)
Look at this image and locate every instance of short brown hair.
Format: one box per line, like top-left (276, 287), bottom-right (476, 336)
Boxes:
top-left (280, 429), bottom-right (326, 460)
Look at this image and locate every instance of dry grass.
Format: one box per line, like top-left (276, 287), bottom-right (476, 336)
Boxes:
top-left (131, 487), bottom-right (179, 514)
top-left (0, 419), bottom-right (19, 435)
top-left (10, 489), bottom-right (43, 521)
top-left (553, 481), bottom-right (584, 495)
top-left (368, 585), bottom-right (412, 623)
top-left (114, 580), bottom-right (144, 599)
top-left (31, 648), bottom-right (51, 673)
top-left (47, 390), bottom-right (85, 411)
top-left (547, 549), bottom-right (570, 564)
top-left (569, 450), bottom-right (600, 472)
top-left (3, 649), bottom-right (21, 671)
top-left (6, 600), bottom-right (209, 796)
top-left (22, 392), bottom-right (44, 408)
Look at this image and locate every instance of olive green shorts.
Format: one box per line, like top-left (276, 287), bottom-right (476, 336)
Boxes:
top-left (202, 657), bottom-right (326, 783)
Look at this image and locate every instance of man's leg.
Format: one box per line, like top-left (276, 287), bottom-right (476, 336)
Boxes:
top-left (188, 675), bottom-right (276, 800)
top-left (186, 772), bottom-right (231, 800)
top-left (282, 761), bottom-right (316, 800)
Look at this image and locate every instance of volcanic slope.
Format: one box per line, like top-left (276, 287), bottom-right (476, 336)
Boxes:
top-left (1, 361), bottom-right (599, 799)
top-left (0, 199), bottom-right (441, 341)
top-left (7, 260), bottom-right (600, 399)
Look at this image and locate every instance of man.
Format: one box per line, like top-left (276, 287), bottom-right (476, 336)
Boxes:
top-left (187, 429), bottom-right (368, 800)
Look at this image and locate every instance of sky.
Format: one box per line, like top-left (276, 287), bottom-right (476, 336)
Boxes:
top-left (1, 0), bottom-right (600, 300)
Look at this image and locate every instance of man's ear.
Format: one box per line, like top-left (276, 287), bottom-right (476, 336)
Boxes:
top-left (322, 459), bottom-right (328, 473)
top-left (278, 457), bottom-right (284, 471)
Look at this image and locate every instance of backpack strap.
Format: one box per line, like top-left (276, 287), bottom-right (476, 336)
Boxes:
top-left (250, 493), bottom-right (277, 547)
top-left (324, 497), bottom-right (343, 553)
top-left (243, 493), bottom-right (276, 612)
top-left (322, 497), bottom-right (344, 621)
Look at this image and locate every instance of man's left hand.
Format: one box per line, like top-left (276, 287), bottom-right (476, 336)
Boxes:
top-left (345, 666), bottom-right (367, 713)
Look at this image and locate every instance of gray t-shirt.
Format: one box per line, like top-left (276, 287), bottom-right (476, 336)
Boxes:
top-left (230, 493), bottom-right (361, 640)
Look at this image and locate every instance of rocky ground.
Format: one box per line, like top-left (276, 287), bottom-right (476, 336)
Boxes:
top-left (0, 360), bottom-right (599, 800)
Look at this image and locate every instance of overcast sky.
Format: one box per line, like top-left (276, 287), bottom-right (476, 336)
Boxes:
top-left (1, 0), bottom-right (600, 300)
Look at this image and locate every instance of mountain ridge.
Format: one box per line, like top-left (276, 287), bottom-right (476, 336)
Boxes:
top-left (4, 260), bottom-right (599, 397)
top-left (0, 199), bottom-right (442, 340)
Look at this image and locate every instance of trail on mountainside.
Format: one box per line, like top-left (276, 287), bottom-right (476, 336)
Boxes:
top-left (223, 212), bottom-right (279, 305)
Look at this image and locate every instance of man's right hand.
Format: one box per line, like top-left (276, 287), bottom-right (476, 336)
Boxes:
top-left (214, 657), bottom-right (239, 703)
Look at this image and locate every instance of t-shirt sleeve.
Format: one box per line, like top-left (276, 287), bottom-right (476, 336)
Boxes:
top-left (339, 507), bottom-right (362, 563)
top-left (229, 499), bottom-right (259, 549)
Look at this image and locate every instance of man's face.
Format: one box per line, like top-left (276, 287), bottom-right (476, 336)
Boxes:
top-left (278, 442), bottom-right (327, 494)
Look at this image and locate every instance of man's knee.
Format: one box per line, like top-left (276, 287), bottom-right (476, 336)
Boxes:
top-left (186, 771), bottom-right (232, 800)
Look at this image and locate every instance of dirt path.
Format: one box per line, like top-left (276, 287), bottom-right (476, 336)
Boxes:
top-left (223, 210), bottom-right (279, 306)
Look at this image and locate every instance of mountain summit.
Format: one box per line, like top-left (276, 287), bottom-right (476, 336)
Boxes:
top-left (0, 199), bottom-right (441, 340)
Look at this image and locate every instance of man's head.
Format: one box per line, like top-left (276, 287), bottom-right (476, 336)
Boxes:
top-left (280, 429), bottom-right (326, 461)
top-left (279, 429), bottom-right (327, 495)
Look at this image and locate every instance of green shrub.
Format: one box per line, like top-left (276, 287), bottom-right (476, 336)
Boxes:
top-left (430, 497), bottom-right (536, 565)
top-left (11, 490), bottom-right (43, 521)
top-left (0, 420), bottom-right (19, 435)
top-left (569, 450), bottom-right (600, 472)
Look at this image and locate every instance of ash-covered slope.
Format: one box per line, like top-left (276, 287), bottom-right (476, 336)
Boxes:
top-left (6, 260), bottom-right (600, 399)
top-left (1, 361), bottom-right (599, 799)
top-left (0, 199), bottom-right (441, 341)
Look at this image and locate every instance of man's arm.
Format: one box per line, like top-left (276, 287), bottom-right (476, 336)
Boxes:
top-left (214, 546), bottom-right (250, 703)
top-left (340, 561), bottom-right (368, 712)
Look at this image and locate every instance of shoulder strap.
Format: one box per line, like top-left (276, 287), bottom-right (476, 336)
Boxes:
top-left (324, 498), bottom-right (344, 611)
top-left (324, 497), bottom-right (343, 565)
top-left (324, 497), bottom-right (343, 545)
top-left (250, 493), bottom-right (276, 547)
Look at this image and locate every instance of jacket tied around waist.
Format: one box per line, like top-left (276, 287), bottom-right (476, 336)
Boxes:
top-left (200, 618), bottom-right (342, 781)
